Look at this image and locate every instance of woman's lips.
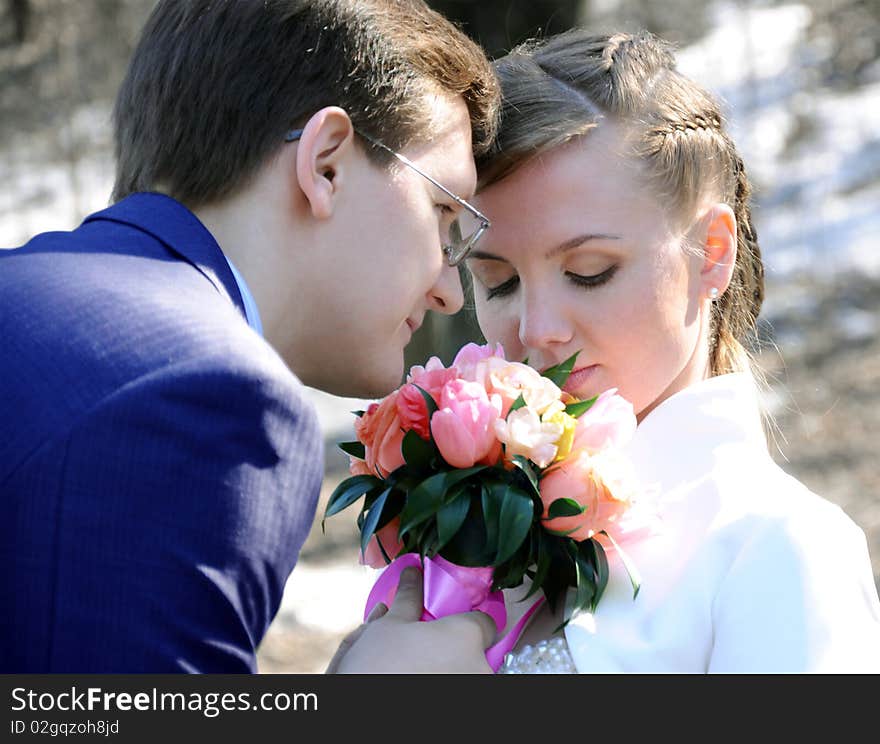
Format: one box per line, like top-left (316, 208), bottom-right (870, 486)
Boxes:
top-left (562, 365), bottom-right (599, 395)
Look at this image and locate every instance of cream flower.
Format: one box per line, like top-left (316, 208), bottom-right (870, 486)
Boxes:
top-left (494, 406), bottom-right (564, 468)
top-left (489, 362), bottom-right (562, 416)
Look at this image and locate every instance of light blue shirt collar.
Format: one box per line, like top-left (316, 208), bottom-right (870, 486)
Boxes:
top-left (223, 256), bottom-right (263, 337)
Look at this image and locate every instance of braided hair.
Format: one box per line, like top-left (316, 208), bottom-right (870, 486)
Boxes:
top-left (478, 30), bottom-right (764, 377)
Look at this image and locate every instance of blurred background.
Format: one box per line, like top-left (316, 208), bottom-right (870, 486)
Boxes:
top-left (2, 0), bottom-right (878, 672)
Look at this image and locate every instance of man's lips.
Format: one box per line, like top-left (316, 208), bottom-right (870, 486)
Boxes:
top-left (561, 365), bottom-right (599, 394)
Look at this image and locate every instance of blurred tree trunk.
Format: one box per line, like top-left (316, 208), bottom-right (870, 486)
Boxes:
top-left (428, 0), bottom-right (584, 58)
top-left (10, 0), bottom-right (29, 43)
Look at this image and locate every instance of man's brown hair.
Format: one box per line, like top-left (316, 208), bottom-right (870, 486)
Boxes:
top-left (112, 0), bottom-right (499, 207)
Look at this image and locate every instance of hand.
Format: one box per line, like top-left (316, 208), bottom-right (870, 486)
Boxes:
top-left (325, 567), bottom-right (495, 674)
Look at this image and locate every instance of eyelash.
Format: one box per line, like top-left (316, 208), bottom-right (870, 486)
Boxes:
top-left (485, 265), bottom-right (618, 300)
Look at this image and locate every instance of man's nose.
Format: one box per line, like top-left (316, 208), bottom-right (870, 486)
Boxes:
top-left (428, 262), bottom-right (465, 315)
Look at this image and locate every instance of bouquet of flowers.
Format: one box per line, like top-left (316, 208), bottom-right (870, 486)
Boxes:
top-left (324, 342), bottom-right (646, 670)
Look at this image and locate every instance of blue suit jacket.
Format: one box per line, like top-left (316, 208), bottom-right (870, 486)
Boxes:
top-left (0, 193), bottom-right (323, 672)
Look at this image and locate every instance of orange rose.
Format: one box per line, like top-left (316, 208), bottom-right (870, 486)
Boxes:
top-left (353, 390), bottom-right (406, 477)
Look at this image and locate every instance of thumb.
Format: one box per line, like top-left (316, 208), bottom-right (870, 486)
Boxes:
top-left (387, 566), bottom-right (424, 622)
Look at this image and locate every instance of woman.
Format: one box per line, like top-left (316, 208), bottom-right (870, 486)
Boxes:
top-left (464, 30), bottom-right (880, 672)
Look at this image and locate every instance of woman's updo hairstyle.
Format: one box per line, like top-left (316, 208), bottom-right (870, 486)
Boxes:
top-left (478, 30), bottom-right (764, 376)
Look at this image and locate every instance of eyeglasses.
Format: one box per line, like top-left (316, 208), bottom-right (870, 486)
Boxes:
top-left (284, 128), bottom-right (490, 266)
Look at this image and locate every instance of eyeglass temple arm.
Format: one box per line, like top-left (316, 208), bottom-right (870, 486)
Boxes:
top-left (285, 128), bottom-right (490, 226)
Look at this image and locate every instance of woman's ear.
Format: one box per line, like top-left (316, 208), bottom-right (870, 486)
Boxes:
top-left (292, 106), bottom-right (355, 220)
top-left (700, 203), bottom-right (737, 298)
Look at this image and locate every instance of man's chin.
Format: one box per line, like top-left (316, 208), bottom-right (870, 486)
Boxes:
top-left (319, 364), bottom-right (404, 400)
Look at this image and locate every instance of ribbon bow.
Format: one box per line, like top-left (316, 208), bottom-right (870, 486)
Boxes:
top-left (364, 553), bottom-right (545, 672)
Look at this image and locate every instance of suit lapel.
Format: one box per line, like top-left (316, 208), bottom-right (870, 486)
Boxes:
top-left (84, 192), bottom-right (246, 317)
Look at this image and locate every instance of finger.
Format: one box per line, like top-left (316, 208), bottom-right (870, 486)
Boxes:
top-left (387, 566), bottom-right (424, 622)
top-left (324, 623), bottom-right (367, 674)
top-left (462, 610), bottom-right (499, 650)
top-left (366, 602), bottom-right (388, 622)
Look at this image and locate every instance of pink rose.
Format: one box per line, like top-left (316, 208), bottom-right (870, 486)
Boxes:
top-left (430, 380), bottom-right (503, 468)
top-left (571, 388), bottom-right (637, 454)
top-left (354, 391), bottom-right (406, 477)
top-left (539, 450), bottom-right (636, 542)
top-left (452, 342), bottom-right (506, 382)
top-left (361, 517), bottom-right (405, 568)
top-left (398, 360), bottom-right (460, 440)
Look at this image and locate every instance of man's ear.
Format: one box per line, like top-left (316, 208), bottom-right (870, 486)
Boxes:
top-left (293, 106), bottom-right (355, 220)
top-left (699, 203), bottom-right (737, 297)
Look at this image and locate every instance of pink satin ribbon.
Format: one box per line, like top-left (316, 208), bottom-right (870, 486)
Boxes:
top-left (363, 553), bottom-right (545, 673)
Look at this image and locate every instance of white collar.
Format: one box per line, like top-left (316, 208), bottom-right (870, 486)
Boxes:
top-left (623, 373), bottom-right (770, 496)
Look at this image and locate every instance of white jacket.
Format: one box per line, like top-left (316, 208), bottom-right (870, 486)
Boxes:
top-left (564, 373), bottom-right (880, 673)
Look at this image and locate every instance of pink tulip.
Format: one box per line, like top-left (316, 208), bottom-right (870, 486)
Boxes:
top-left (430, 380), bottom-right (503, 468)
top-left (571, 388), bottom-right (637, 454)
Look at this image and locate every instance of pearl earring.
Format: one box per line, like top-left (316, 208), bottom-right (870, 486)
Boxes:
top-left (708, 287), bottom-right (719, 301)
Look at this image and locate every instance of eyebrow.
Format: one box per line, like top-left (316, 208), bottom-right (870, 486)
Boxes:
top-left (467, 233), bottom-right (622, 263)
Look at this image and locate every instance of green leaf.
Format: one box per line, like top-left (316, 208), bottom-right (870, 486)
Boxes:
top-left (508, 394), bottom-right (527, 414)
top-left (323, 475), bottom-right (382, 522)
top-left (352, 410), bottom-right (366, 417)
top-left (436, 489), bottom-right (471, 550)
top-left (398, 466), bottom-right (487, 538)
top-left (360, 487), bottom-right (391, 558)
top-left (412, 384), bottom-right (439, 418)
top-left (570, 543), bottom-right (597, 619)
top-left (582, 538), bottom-right (610, 611)
top-left (495, 488), bottom-right (534, 565)
top-left (522, 531), bottom-right (552, 601)
top-left (337, 440), bottom-right (366, 459)
top-left (565, 395), bottom-right (598, 419)
top-left (511, 455), bottom-right (540, 496)
top-left (481, 483), bottom-right (502, 560)
top-left (547, 497), bottom-right (586, 519)
top-left (542, 524), bottom-right (582, 538)
top-left (540, 351), bottom-right (581, 388)
top-left (601, 530), bottom-right (641, 600)
top-left (401, 429), bottom-right (433, 470)
top-left (492, 538), bottom-right (532, 591)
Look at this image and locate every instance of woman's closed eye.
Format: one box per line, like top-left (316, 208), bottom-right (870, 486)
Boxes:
top-left (484, 265), bottom-right (619, 301)
top-left (485, 274), bottom-right (519, 300)
top-left (566, 264), bottom-right (618, 289)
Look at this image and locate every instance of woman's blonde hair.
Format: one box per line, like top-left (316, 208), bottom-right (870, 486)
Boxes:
top-left (477, 30), bottom-right (764, 377)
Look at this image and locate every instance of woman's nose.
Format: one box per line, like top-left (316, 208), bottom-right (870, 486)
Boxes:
top-left (518, 295), bottom-right (573, 351)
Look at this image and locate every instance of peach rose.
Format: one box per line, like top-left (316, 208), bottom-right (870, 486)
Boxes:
top-left (354, 391), bottom-right (406, 477)
top-left (539, 449), bottom-right (637, 542)
top-left (489, 362), bottom-right (562, 417)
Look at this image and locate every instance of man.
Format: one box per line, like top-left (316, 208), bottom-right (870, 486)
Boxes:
top-left (0, 0), bottom-right (497, 672)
